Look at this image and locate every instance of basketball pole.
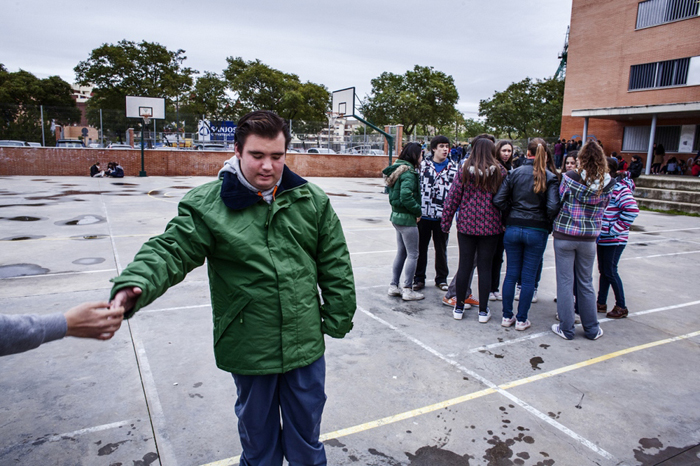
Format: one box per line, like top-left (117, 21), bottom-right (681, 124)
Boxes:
top-left (139, 117), bottom-right (148, 177)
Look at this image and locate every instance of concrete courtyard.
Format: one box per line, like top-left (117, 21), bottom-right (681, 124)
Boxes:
top-left (1, 175), bottom-right (699, 466)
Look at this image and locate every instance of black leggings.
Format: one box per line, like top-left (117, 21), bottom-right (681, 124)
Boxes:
top-left (455, 233), bottom-right (500, 313)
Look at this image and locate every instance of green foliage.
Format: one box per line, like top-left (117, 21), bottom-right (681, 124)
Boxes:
top-left (0, 65), bottom-right (80, 143)
top-left (223, 57), bottom-right (329, 128)
top-left (183, 72), bottom-right (234, 123)
top-left (361, 65), bottom-right (459, 136)
top-left (478, 77), bottom-right (564, 139)
top-left (74, 40), bottom-right (196, 140)
top-left (462, 117), bottom-right (491, 139)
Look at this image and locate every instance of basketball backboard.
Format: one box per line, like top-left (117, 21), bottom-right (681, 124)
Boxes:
top-left (332, 87), bottom-right (355, 117)
top-left (126, 96), bottom-right (166, 119)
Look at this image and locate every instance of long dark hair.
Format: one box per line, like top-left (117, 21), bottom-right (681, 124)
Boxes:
top-left (462, 138), bottom-right (503, 193)
top-left (398, 142), bottom-right (422, 168)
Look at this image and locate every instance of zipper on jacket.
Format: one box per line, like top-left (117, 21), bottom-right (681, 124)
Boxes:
top-left (265, 203), bottom-right (272, 228)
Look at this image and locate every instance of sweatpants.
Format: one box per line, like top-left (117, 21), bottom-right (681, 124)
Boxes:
top-left (232, 356), bottom-right (327, 466)
top-left (391, 223), bottom-right (419, 289)
top-left (554, 238), bottom-right (600, 340)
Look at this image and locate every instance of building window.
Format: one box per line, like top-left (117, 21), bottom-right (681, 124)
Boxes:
top-left (629, 57), bottom-right (697, 90)
top-left (693, 125), bottom-right (700, 152)
top-left (622, 125), bottom-right (683, 152)
top-left (636, 0), bottom-right (699, 29)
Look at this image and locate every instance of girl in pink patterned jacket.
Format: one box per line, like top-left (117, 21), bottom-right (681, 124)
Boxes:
top-left (441, 138), bottom-right (506, 323)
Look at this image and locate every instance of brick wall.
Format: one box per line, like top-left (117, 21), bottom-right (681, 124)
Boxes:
top-left (0, 148), bottom-right (389, 178)
top-left (563, 0), bottom-right (700, 115)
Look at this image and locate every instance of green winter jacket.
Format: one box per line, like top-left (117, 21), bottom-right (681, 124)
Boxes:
top-left (110, 166), bottom-right (356, 375)
top-left (383, 159), bottom-right (421, 226)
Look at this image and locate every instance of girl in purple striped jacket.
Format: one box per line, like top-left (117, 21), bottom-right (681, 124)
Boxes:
top-left (596, 157), bottom-right (639, 319)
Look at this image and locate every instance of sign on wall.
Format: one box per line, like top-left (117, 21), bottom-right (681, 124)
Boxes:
top-left (198, 120), bottom-right (237, 142)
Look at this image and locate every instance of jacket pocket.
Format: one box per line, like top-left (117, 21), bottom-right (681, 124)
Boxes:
top-left (213, 291), bottom-right (253, 346)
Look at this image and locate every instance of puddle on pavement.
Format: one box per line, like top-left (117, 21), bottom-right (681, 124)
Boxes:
top-left (326, 192), bottom-right (349, 197)
top-left (360, 218), bottom-right (382, 223)
top-left (1, 235), bottom-right (46, 241)
top-left (168, 186), bottom-right (194, 189)
top-left (0, 263), bottom-right (49, 279)
top-left (111, 182), bottom-right (139, 186)
top-left (55, 214), bottom-right (106, 226)
top-left (72, 257), bottom-right (106, 265)
top-left (2, 216), bottom-right (45, 222)
top-left (630, 225), bottom-right (645, 232)
top-left (530, 356), bottom-right (544, 370)
top-left (0, 203), bottom-right (48, 208)
top-left (70, 234), bottom-right (109, 240)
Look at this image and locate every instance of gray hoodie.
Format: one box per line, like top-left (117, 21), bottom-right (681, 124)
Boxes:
top-left (0, 313), bottom-right (67, 356)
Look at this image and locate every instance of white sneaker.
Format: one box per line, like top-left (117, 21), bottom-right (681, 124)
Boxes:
top-left (388, 285), bottom-right (401, 297)
top-left (514, 285), bottom-right (521, 301)
top-left (531, 289), bottom-right (538, 303)
top-left (478, 308), bottom-right (491, 323)
top-left (496, 292), bottom-right (502, 301)
top-left (402, 288), bottom-right (424, 301)
top-left (551, 324), bottom-right (570, 340)
top-left (488, 292), bottom-right (497, 301)
top-left (501, 316), bottom-right (516, 327)
top-left (515, 320), bottom-right (531, 331)
top-left (593, 327), bottom-right (604, 340)
top-left (453, 307), bottom-right (464, 320)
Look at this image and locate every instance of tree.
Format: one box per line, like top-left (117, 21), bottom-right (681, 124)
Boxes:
top-left (360, 65), bottom-right (460, 136)
top-left (0, 65), bottom-right (80, 143)
top-left (462, 117), bottom-right (491, 139)
top-left (223, 57), bottom-right (329, 123)
top-left (74, 40), bottom-right (196, 142)
top-left (478, 77), bottom-right (564, 139)
top-left (184, 72), bottom-right (234, 123)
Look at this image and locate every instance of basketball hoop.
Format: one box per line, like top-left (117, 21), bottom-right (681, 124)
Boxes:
top-left (139, 107), bottom-right (153, 126)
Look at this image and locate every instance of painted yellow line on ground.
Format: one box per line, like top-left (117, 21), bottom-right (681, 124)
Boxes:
top-left (500, 330), bottom-right (700, 390)
top-left (198, 328), bottom-right (700, 466)
top-left (147, 189), bottom-right (179, 204)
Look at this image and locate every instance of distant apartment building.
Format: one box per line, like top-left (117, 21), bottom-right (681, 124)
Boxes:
top-left (560, 0), bottom-right (700, 171)
top-left (70, 84), bottom-right (94, 126)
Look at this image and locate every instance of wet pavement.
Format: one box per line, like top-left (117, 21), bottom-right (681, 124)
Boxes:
top-left (1, 175), bottom-right (699, 466)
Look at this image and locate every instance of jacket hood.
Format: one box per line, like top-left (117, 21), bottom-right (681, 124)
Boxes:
top-left (383, 160), bottom-right (413, 187)
top-left (562, 171), bottom-right (613, 205)
top-left (218, 155), bottom-right (307, 210)
top-left (617, 171), bottom-right (635, 192)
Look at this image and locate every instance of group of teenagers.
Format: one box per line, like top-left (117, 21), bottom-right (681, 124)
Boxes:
top-left (383, 134), bottom-right (639, 340)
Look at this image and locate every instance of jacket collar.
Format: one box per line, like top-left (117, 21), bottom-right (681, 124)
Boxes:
top-left (220, 165), bottom-right (307, 211)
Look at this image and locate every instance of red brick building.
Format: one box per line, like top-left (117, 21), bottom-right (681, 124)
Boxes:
top-left (560, 0), bottom-right (700, 173)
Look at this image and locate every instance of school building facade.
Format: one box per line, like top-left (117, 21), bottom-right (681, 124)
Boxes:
top-left (560, 0), bottom-right (700, 173)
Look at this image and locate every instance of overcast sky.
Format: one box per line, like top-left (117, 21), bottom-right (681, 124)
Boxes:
top-left (2, 0), bottom-right (572, 118)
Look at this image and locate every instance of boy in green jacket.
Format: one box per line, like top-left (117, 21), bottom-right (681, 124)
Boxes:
top-left (110, 111), bottom-right (356, 466)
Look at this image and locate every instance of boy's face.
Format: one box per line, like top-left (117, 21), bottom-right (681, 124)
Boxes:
top-left (235, 132), bottom-right (286, 191)
top-left (433, 143), bottom-right (450, 162)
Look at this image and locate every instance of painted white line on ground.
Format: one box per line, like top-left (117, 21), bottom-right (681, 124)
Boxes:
top-left (0, 269), bottom-right (116, 280)
top-left (0, 419), bottom-right (134, 456)
top-left (357, 306), bottom-right (617, 461)
top-left (130, 327), bottom-right (178, 466)
top-left (350, 245), bottom-right (457, 256)
top-left (99, 189), bottom-right (122, 275)
top-left (631, 226), bottom-right (700, 235)
top-left (622, 249), bottom-right (700, 260)
top-left (141, 304), bottom-right (211, 314)
top-left (466, 299), bottom-right (700, 353)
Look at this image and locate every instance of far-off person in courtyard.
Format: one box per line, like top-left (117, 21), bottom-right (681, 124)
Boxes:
top-left (110, 110), bottom-right (357, 466)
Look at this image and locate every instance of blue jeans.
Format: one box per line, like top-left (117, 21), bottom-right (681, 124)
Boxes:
top-left (502, 226), bottom-right (549, 322)
top-left (232, 356), bottom-right (327, 466)
top-left (597, 244), bottom-right (626, 308)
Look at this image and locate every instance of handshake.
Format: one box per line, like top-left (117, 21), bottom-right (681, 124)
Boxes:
top-left (1, 287), bottom-right (142, 357)
top-left (65, 286), bottom-right (143, 340)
